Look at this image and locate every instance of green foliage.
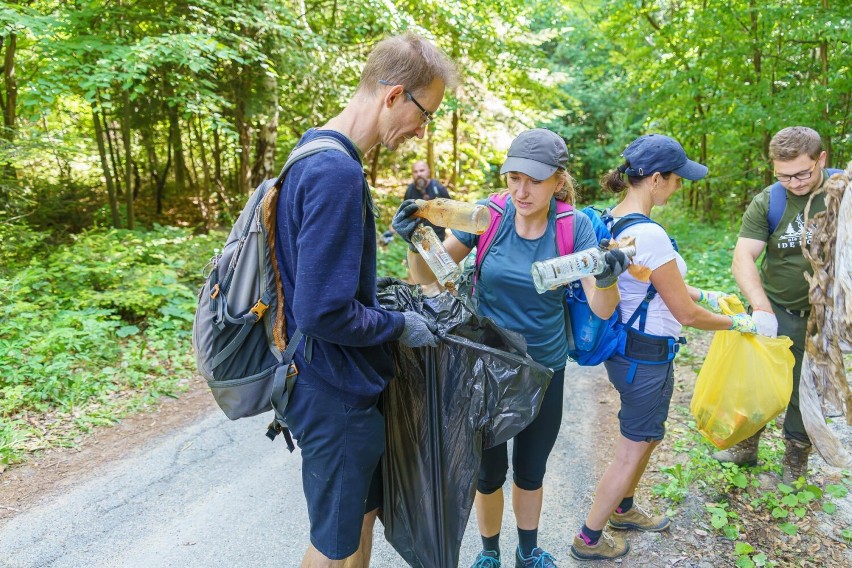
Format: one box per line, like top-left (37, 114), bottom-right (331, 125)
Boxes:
top-left (0, 224), bottom-right (220, 464)
top-left (656, 407), bottom-right (849, 565)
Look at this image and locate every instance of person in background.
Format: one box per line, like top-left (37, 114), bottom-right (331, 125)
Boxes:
top-left (404, 160), bottom-right (451, 239)
top-left (394, 128), bottom-right (627, 568)
top-left (275, 32), bottom-right (457, 568)
top-left (715, 126), bottom-right (839, 484)
top-left (569, 134), bottom-right (759, 562)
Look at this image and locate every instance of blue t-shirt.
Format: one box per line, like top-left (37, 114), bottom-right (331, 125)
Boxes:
top-left (453, 197), bottom-right (598, 369)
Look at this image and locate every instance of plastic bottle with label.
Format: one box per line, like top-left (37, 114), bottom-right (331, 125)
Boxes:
top-left (530, 246), bottom-right (637, 294)
top-left (411, 226), bottom-right (462, 288)
top-left (413, 198), bottom-right (491, 235)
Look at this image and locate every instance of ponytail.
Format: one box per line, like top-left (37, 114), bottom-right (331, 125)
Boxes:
top-left (554, 168), bottom-right (576, 204)
top-left (601, 164), bottom-right (629, 194)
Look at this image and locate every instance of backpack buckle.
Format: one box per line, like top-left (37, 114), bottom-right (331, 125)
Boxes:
top-left (286, 362), bottom-right (298, 378)
top-left (249, 298), bottom-right (269, 320)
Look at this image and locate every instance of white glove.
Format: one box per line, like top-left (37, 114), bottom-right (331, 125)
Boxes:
top-left (752, 310), bottom-right (778, 338)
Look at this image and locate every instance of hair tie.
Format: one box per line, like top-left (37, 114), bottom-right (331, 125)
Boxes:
top-left (617, 164), bottom-right (628, 174)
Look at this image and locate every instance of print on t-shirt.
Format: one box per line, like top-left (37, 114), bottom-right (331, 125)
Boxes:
top-left (777, 213), bottom-right (812, 250)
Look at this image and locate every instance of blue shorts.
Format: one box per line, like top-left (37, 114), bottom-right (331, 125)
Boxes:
top-left (604, 355), bottom-right (674, 442)
top-left (284, 379), bottom-right (384, 560)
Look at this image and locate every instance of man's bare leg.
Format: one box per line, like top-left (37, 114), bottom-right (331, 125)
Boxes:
top-left (301, 509), bottom-right (379, 568)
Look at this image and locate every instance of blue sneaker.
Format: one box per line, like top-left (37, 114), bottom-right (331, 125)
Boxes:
top-left (471, 550), bottom-right (501, 567)
top-left (515, 546), bottom-right (557, 568)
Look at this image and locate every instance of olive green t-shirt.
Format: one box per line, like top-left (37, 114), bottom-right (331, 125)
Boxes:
top-left (738, 171), bottom-right (829, 312)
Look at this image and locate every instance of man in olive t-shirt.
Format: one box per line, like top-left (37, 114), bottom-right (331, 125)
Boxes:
top-left (716, 126), bottom-right (833, 484)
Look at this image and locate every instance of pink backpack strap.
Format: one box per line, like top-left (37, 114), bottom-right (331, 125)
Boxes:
top-left (555, 201), bottom-right (575, 255)
top-left (473, 193), bottom-right (508, 286)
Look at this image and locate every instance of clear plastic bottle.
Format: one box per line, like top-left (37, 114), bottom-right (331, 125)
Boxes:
top-left (530, 246), bottom-right (637, 294)
top-left (413, 198), bottom-right (491, 235)
top-left (411, 226), bottom-right (462, 288)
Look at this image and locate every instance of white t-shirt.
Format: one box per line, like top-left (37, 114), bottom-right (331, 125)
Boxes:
top-left (615, 220), bottom-right (686, 338)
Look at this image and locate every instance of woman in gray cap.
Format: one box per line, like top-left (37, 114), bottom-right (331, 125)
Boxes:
top-left (569, 134), bottom-right (759, 561)
top-left (393, 128), bottom-right (627, 568)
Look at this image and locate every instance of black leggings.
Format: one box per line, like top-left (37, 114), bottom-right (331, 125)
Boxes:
top-left (478, 369), bottom-right (565, 493)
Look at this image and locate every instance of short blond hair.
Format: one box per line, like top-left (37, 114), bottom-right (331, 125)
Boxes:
top-left (769, 127), bottom-right (823, 161)
top-left (358, 32), bottom-right (458, 97)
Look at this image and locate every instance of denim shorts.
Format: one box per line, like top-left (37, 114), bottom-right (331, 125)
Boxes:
top-left (284, 379), bottom-right (384, 560)
top-left (604, 354), bottom-right (674, 442)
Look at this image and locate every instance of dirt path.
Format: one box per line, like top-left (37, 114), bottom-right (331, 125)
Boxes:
top-left (0, 341), bottom-right (849, 567)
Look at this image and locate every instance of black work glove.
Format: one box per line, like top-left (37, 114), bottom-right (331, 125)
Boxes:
top-left (594, 248), bottom-right (629, 289)
top-left (376, 277), bottom-right (407, 292)
top-left (391, 199), bottom-right (422, 251)
top-left (398, 311), bottom-right (439, 347)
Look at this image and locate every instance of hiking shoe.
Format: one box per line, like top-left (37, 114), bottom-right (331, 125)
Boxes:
top-left (782, 438), bottom-right (812, 485)
top-left (570, 531), bottom-right (629, 561)
top-left (471, 550), bottom-right (501, 568)
top-left (608, 504), bottom-right (671, 532)
top-left (712, 429), bottom-right (762, 466)
top-left (515, 546), bottom-right (557, 568)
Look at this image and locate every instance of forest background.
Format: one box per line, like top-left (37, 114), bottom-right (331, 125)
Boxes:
top-left (0, 0), bottom-right (849, 468)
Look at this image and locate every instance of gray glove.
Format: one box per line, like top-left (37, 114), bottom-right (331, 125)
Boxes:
top-left (594, 248), bottom-right (629, 289)
top-left (392, 199), bottom-right (422, 250)
top-left (398, 311), bottom-right (439, 348)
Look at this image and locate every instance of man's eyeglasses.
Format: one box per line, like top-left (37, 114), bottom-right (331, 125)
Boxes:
top-left (774, 160), bottom-right (817, 183)
top-left (378, 79), bottom-right (434, 125)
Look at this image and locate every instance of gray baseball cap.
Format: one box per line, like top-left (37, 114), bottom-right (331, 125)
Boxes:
top-left (500, 129), bottom-right (569, 180)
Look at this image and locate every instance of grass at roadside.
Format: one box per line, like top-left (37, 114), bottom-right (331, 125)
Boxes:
top-left (0, 224), bottom-right (223, 466)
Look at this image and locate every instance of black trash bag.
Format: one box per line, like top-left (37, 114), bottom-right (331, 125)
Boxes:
top-left (377, 284), bottom-right (552, 568)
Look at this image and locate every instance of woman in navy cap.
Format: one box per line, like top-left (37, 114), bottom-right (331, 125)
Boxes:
top-left (393, 128), bottom-right (627, 567)
top-left (569, 134), bottom-right (759, 561)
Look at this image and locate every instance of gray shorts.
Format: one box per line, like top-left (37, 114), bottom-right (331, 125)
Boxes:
top-left (604, 354), bottom-right (675, 442)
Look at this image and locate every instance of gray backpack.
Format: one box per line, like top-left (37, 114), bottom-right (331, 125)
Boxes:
top-left (192, 137), bottom-right (350, 449)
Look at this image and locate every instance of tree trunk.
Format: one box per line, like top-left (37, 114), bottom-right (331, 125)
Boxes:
top-left (103, 113), bottom-right (123, 197)
top-left (193, 116), bottom-right (213, 228)
top-left (449, 107), bottom-right (459, 189)
top-left (250, 75), bottom-right (279, 188)
top-left (92, 107), bottom-right (121, 228)
top-left (427, 127), bottom-right (435, 179)
top-left (821, 0), bottom-right (832, 165)
top-left (168, 104), bottom-right (187, 191)
top-left (235, 96), bottom-right (252, 195)
top-left (121, 91), bottom-right (134, 229)
top-left (1, 31), bottom-right (17, 187)
top-left (213, 126), bottom-right (222, 184)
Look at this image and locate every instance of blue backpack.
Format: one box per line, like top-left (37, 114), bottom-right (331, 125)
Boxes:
top-left (564, 208), bottom-right (686, 381)
top-left (767, 168), bottom-right (843, 235)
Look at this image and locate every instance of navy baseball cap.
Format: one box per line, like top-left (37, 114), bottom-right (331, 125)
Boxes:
top-left (500, 129), bottom-right (569, 180)
top-left (622, 134), bottom-right (708, 180)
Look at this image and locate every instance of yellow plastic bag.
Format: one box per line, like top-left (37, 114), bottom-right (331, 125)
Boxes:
top-left (690, 297), bottom-right (794, 450)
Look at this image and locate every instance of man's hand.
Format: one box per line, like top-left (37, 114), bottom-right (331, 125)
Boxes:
top-left (594, 248), bottom-right (629, 289)
top-left (392, 200), bottom-right (422, 250)
top-left (398, 312), bottom-right (439, 347)
top-left (729, 313), bottom-right (757, 334)
top-left (752, 310), bottom-right (778, 337)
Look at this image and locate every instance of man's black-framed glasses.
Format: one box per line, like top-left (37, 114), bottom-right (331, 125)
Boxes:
top-left (774, 160), bottom-right (817, 183)
top-left (378, 79), bottom-right (434, 125)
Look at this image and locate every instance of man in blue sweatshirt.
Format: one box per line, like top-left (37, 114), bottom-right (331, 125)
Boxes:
top-left (274, 33), bottom-right (458, 567)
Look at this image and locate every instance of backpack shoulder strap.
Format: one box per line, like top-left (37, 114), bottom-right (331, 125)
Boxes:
top-left (274, 136), bottom-right (351, 188)
top-left (555, 201), bottom-right (575, 255)
top-left (767, 181), bottom-right (786, 236)
top-left (607, 212), bottom-right (660, 330)
top-left (474, 193), bottom-right (508, 274)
